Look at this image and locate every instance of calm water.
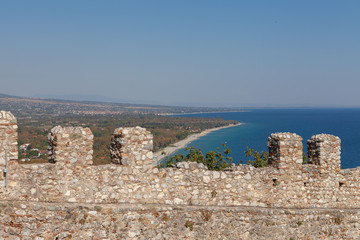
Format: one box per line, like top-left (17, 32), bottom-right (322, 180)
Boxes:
top-left (173, 109), bottom-right (360, 169)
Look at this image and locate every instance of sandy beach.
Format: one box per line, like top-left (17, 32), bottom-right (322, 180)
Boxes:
top-left (153, 123), bottom-right (242, 166)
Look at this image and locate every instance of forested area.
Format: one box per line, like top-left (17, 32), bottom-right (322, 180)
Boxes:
top-left (17, 114), bottom-right (237, 164)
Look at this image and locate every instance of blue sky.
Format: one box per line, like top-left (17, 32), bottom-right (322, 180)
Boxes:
top-left (1, 1), bottom-right (359, 107)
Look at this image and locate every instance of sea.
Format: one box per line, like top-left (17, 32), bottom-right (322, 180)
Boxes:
top-left (172, 108), bottom-right (360, 169)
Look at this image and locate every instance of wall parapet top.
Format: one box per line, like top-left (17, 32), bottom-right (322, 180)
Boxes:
top-left (269, 132), bottom-right (303, 141)
top-left (1, 110), bottom-right (358, 211)
top-left (309, 133), bottom-right (341, 143)
top-left (47, 125), bottom-right (94, 165)
top-left (0, 110), bottom-right (16, 123)
top-left (0, 111), bottom-right (18, 165)
top-left (110, 126), bottom-right (153, 166)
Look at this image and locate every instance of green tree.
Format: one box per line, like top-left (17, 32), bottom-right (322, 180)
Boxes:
top-left (159, 144), bottom-right (232, 171)
top-left (244, 147), bottom-right (269, 168)
top-left (160, 145), bottom-right (309, 170)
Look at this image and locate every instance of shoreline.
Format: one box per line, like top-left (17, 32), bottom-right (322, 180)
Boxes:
top-left (153, 123), bottom-right (242, 166)
top-left (159, 110), bottom-right (249, 116)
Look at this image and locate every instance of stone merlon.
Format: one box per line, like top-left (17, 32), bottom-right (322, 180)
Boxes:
top-left (0, 111), bottom-right (356, 211)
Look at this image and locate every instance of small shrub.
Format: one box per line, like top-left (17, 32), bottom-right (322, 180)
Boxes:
top-left (211, 190), bottom-right (217, 198)
top-left (185, 220), bottom-right (194, 231)
top-left (159, 144), bottom-right (232, 171)
top-left (245, 147), bottom-right (269, 168)
top-left (334, 216), bottom-right (342, 225)
top-left (302, 152), bottom-right (308, 164)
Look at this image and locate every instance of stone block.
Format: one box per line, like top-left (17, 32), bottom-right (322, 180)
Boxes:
top-left (0, 111), bottom-right (18, 166)
top-left (110, 126), bottom-right (153, 167)
top-left (268, 132), bottom-right (303, 170)
top-left (307, 134), bottom-right (341, 173)
top-left (48, 126), bottom-right (93, 165)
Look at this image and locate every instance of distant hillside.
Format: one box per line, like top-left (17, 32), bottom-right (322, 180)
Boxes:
top-left (0, 93), bottom-right (18, 98)
top-left (34, 94), bottom-right (136, 104)
top-left (0, 92), bottom-right (242, 117)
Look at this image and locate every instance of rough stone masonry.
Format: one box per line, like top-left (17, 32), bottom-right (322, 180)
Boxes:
top-left (48, 125), bottom-right (94, 165)
top-left (1, 110), bottom-right (360, 239)
top-left (0, 111), bottom-right (17, 185)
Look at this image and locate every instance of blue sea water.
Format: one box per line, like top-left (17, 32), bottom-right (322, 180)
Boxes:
top-left (173, 109), bottom-right (360, 169)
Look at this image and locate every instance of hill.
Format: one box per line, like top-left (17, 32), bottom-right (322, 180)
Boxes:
top-left (0, 93), bottom-right (239, 164)
top-left (0, 93), bottom-right (241, 117)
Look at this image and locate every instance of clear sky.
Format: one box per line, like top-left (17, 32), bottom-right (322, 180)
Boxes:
top-left (1, 1), bottom-right (359, 107)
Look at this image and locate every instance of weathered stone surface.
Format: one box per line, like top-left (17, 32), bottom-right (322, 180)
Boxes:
top-left (48, 126), bottom-right (93, 165)
top-left (0, 111), bottom-right (18, 166)
top-left (308, 134), bottom-right (341, 173)
top-left (0, 202), bottom-right (359, 239)
top-left (2, 129), bottom-right (358, 209)
top-left (268, 132), bottom-right (303, 169)
top-left (110, 126), bottom-right (153, 168)
top-left (1, 110), bottom-right (360, 239)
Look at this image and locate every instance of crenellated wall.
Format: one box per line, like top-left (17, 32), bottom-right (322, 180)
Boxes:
top-left (110, 126), bottom-right (153, 168)
top-left (2, 111), bottom-right (360, 239)
top-left (268, 132), bottom-right (303, 171)
top-left (0, 111), bottom-right (17, 187)
top-left (0, 111), bottom-right (17, 166)
top-left (307, 134), bottom-right (341, 173)
top-left (48, 126), bottom-right (94, 165)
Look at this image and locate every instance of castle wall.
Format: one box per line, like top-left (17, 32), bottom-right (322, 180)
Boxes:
top-left (4, 157), bottom-right (360, 209)
top-left (307, 134), bottom-right (341, 173)
top-left (1, 111), bottom-right (360, 239)
top-left (0, 111), bottom-right (17, 165)
top-left (268, 132), bottom-right (303, 170)
top-left (0, 111), bottom-right (17, 186)
top-left (48, 126), bottom-right (94, 165)
top-left (110, 126), bottom-right (153, 169)
top-left (1, 202), bottom-right (359, 240)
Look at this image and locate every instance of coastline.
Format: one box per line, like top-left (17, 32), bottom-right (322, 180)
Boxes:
top-left (160, 110), bottom-right (249, 116)
top-left (153, 122), bottom-right (242, 166)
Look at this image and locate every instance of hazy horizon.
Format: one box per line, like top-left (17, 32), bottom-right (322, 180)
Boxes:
top-left (0, 91), bottom-right (356, 109)
top-left (1, 1), bottom-right (360, 107)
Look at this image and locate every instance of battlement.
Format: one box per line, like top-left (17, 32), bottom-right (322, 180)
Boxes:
top-left (0, 111), bottom-right (17, 165)
top-left (48, 126), bottom-right (94, 165)
top-left (0, 110), bottom-right (353, 208)
top-left (307, 134), bottom-right (341, 173)
top-left (268, 132), bottom-right (303, 170)
top-left (0, 111), bottom-right (343, 176)
top-left (110, 126), bottom-right (153, 168)
top-left (2, 111), bottom-right (360, 239)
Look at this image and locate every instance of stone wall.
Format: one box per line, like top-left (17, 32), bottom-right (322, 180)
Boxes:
top-left (1, 202), bottom-right (359, 240)
top-left (0, 111), bottom-right (17, 186)
top-left (0, 111), bottom-right (17, 166)
top-left (110, 126), bottom-right (153, 169)
top-left (268, 132), bottom-right (303, 171)
top-left (2, 111), bottom-right (360, 239)
top-left (307, 134), bottom-right (341, 173)
top-left (48, 126), bottom-right (94, 165)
